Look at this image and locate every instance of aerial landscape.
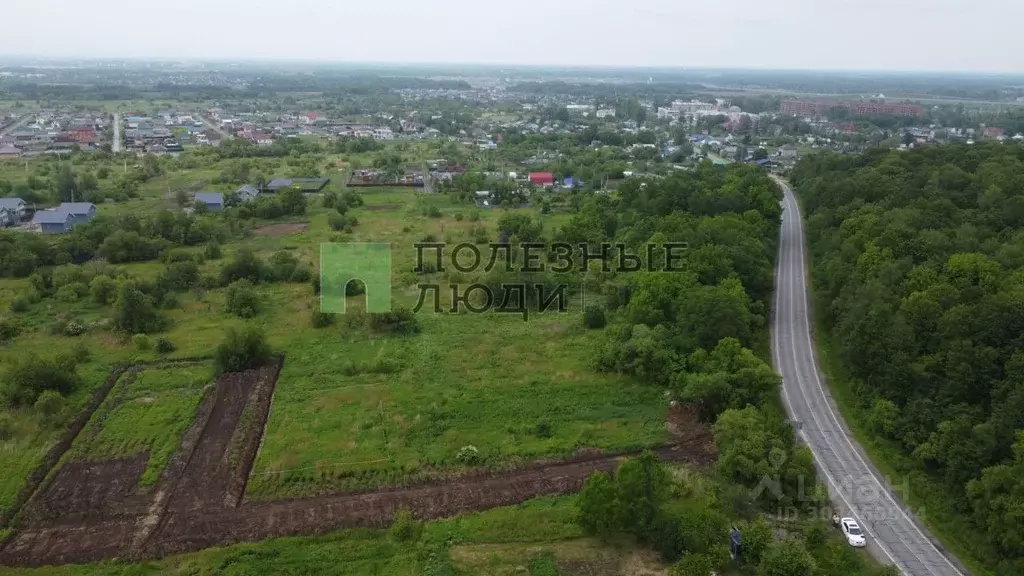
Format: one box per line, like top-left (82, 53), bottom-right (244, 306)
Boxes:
top-left (0, 2), bottom-right (1023, 576)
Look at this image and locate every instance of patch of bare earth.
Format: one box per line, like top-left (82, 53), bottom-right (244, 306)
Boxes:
top-left (0, 363), bottom-right (714, 570)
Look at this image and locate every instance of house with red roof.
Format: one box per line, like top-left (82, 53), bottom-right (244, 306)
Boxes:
top-left (529, 172), bottom-right (555, 187)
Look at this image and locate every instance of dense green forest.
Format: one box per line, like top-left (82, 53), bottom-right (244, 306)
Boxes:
top-left (792, 142), bottom-right (1024, 575)
top-left (560, 165), bottom-right (849, 574)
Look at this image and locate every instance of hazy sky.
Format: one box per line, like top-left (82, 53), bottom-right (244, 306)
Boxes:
top-left (2, 0), bottom-right (1022, 72)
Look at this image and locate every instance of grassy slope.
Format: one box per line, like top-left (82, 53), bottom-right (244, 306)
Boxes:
top-left (0, 185), bottom-right (667, 508)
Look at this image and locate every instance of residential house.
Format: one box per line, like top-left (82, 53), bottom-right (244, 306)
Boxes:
top-left (33, 210), bottom-right (74, 234)
top-left (235, 185), bottom-right (260, 202)
top-left (0, 197), bottom-right (27, 220)
top-left (0, 207), bottom-right (14, 227)
top-left (58, 202), bottom-right (97, 226)
top-left (562, 177), bottom-right (583, 189)
top-left (983, 127), bottom-right (1005, 139)
top-left (528, 172), bottom-right (555, 187)
top-left (777, 144), bottom-right (799, 159)
top-left (194, 192), bottom-right (225, 212)
top-left (474, 191), bottom-right (494, 208)
top-left (0, 145), bottom-right (22, 159)
top-left (251, 133), bottom-right (274, 146)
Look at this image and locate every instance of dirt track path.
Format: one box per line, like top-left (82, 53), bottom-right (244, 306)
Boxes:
top-left (0, 364), bottom-right (715, 568)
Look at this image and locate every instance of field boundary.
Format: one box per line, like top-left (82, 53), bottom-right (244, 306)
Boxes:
top-left (0, 357), bottom-right (213, 531)
top-left (0, 357), bottom-right (716, 568)
top-left (0, 364), bottom-right (131, 531)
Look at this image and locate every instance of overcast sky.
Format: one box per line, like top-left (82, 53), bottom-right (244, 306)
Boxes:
top-left (2, 0), bottom-right (1022, 72)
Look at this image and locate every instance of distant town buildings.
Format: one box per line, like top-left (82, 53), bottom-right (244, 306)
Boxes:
top-left (781, 99), bottom-right (923, 117)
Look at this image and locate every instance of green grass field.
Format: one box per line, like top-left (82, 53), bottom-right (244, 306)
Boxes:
top-left (0, 176), bottom-right (667, 506)
top-left (69, 363), bottom-right (212, 489)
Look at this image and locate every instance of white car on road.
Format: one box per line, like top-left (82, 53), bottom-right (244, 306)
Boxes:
top-left (842, 517), bottom-right (867, 547)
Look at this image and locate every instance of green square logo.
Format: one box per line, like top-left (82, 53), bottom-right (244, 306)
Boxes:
top-left (320, 243), bottom-right (392, 313)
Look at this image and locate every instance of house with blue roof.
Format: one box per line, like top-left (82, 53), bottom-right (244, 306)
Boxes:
top-left (194, 192), bottom-right (225, 212)
top-left (33, 210), bottom-right (74, 234)
top-left (58, 202), bottom-right (97, 226)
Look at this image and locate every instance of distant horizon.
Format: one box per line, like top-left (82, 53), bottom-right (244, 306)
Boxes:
top-left (1, 54), bottom-right (1023, 79)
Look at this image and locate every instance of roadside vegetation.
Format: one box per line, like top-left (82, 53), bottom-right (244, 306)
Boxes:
top-left (793, 141), bottom-right (1024, 576)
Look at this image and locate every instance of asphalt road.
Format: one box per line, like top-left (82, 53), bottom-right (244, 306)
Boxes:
top-left (771, 177), bottom-right (966, 576)
top-left (0, 113), bottom-right (35, 137)
top-left (199, 115), bottom-right (232, 140)
top-left (112, 112), bottom-right (121, 153)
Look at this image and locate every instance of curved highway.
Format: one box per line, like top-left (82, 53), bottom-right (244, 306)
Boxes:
top-left (771, 177), bottom-right (966, 576)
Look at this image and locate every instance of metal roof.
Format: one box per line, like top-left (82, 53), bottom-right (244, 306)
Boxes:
top-left (194, 192), bottom-right (224, 204)
top-left (58, 202), bottom-right (96, 214)
top-left (32, 210), bottom-right (72, 224)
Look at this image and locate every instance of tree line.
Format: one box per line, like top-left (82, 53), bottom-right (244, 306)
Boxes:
top-left (561, 163), bottom-right (872, 574)
top-left (792, 141), bottom-right (1024, 575)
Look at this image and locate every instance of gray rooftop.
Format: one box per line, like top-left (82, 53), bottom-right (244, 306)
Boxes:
top-left (58, 202), bottom-right (96, 214)
top-left (0, 197), bottom-right (26, 210)
top-left (33, 210), bottom-right (72, 224)
top-left (194, 192), bottom-right (224, 204)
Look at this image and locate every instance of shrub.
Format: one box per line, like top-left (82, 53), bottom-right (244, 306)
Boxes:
top-left (534, 421), bottom-right (553, 438)
top-left (214, 325), bottom-right (272, 375)
top-left (133, 334), bottom-right (152, 350)
top-left (0, 317), bottom-right (21, 342)
top-left (155, 337), bottom-right (175, 354)
top-left (63, 320), bottom-right (86, 337)
top-left (112, 282), bottom-right (166, 334)
top-left (204, 242), bottom-right (223, 260)
top-left (225, 279), bottom-right (261, 318)
top-left (51, 264), bottom-right (91, 289)
top-left (312, 310), bottom-right (335, 328)
top-left (162, 261), bottom-right (200, 291)
top-left (220, 248), bottom-right (265, 285)
top-left (803, 525), bottom-right (826, 548)
top-left (328, 212), bottom-right (359, 232)
top-left (90, 275), bottom-right (118, 304)
top-left (454, 212), bottom-right (464, 221)
top-left (268, 250), bottom-right (299, 281)
top-left (2, 353), bottom-right (82, 408)
top-left (322, 190), bottom-right (338, 208)
top-left (335, 202), bottom-right (349, 216)
top-left (55, 282), bottom-right (89, 302)
top-left (368, 307), bottom-right (420, 334)
top-left (290, 262), bottom-right (313, 283)
top-left (34, 390), bottom-right (66, 421)
top-left (583, 306), bottom-right (607, 329)
top-left (469, 210), bottom-right (481, 222)
top-left (456, 445), bottom-right (480, 465)
top-left (426, 206), bottom-right (442, 218)
top-left (389, 508), bottom-right (422, 542)
top-left (339, 191), bottom-right (364, 208)
top-left (9, 296), bottom-right (29, 313)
